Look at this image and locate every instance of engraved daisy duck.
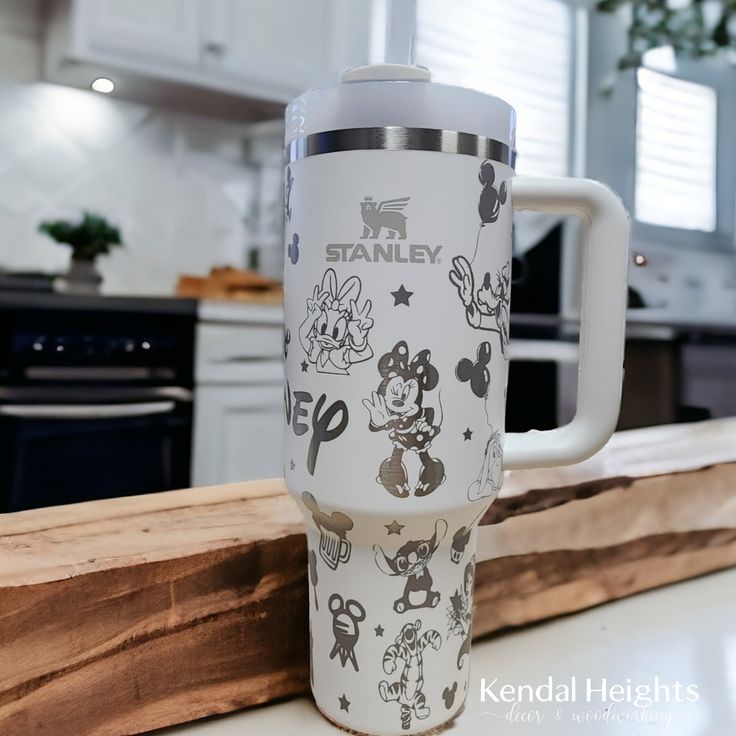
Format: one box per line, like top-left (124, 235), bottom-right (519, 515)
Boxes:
top-left (299, 268), bottom-right (374, 374)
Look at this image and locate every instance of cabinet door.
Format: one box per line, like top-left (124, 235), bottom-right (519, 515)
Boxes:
top-left (78, 0), bottom-right (201, 66)
top-left (192, 385), bottom-right (284, 486)
top-left (201, 0), bottom-right (335, 99)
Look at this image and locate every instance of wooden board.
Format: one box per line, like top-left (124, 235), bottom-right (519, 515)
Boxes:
top-left (2, 419), bottom-right (736, 735)
top-left (176, 269), bottom-right (283, 304)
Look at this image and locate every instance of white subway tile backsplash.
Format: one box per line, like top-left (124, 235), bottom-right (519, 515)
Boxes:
top-left (0, 103), bottom-right (51, 164)
top-left (0, 79), bottom-right (267, 295)
top-left (19, 130), bottom-right (87, 196)
top-left (0, 171), bottom-right (48, 216)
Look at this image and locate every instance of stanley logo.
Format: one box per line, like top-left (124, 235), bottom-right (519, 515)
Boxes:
top-left (325, 195), bottom-right (443, 264)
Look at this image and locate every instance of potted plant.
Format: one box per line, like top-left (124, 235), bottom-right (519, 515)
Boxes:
top-left (38, 212), bottom-right (122, 294)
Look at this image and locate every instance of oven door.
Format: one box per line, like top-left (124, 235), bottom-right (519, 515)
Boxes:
top-left (0, 390), bottom-right (192, 512)
top-left (507, 339), bottom-right (580, 432)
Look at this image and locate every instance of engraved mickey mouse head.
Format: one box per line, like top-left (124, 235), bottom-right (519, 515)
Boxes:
top-left (442, 682), bottom-right (458, 709)
top-left (288, 233), bottom-right (300, 265)
top-left (478, 161), bottom-right (508, 225)
top-left (329, 593), bottom-right (366, 633)
top-left (456, 341), bottom-right (492, 398)
top-left (329, 593), bottom-right (366, 672)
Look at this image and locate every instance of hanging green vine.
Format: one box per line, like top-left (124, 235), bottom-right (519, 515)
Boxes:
top-left (597, 0), bottom-right (736, 68)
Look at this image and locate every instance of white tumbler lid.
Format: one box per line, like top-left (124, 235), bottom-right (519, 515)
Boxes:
top-left (285, 63), bottom-right (516, 154)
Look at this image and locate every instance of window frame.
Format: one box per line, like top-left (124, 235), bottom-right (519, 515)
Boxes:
top-left (373, 0), bottom-right (585, 316)
top-left (632, 58), bottom-right (734, 253)
top-left (407, 0), bottom-right (579, 180)
top-left (634, 66), bottom-right (724, 243)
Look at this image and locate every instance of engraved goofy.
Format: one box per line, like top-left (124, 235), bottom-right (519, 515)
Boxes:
top-left (448, 160), bottom-right (511, 358)
top-left (363, 341), bottom-right (445, 497)
top-left (379, 620), bottom-right (442, 731)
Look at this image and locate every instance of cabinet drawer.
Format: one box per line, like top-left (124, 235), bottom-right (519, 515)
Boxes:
top-left (196, 323), bottom-right (284, 383)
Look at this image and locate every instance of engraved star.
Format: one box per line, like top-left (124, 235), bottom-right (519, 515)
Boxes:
top-left (391, 284), bottom-right (413, 306)
top-left (289, 459), bottom-right (295, 471)
top-left (463, 428), bottom-right (473, 441)
top-left (385, 520), bottom-right (405, 535)
top-left (301, 360), bottom-right (309, 372)
top-left (375, 624), bottom-right (384, 637)
top-left (339, 694), bottom-right (351, 712)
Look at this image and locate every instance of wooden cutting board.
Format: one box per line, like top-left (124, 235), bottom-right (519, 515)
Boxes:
top-left (1, 419), bottom-right (735, 735)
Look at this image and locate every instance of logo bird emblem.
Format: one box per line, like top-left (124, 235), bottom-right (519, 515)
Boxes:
top-left (361, 196), bottom-right (410, 240)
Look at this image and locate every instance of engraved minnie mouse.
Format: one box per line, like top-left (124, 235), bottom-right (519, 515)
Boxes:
top-left (362, 341), bottom-right (445, 498)
top-left (299, 268), bottom-right (374, 375)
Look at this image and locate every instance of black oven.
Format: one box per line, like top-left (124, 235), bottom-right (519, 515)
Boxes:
top-left (0, 295), bottom-right (196, 512)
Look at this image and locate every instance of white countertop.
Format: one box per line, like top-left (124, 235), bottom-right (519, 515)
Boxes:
top-left (197, 299), bottom-right (283, 325)
top-left (196, 299), bottom-right (736, 337)
top-left (156, 567), bottom-right (736, 736)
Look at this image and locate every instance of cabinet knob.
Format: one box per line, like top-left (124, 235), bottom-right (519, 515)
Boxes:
top-left (203, 41), bottom-right (226, 57)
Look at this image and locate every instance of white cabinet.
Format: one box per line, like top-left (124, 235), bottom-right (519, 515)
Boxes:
top-left (192, 308), bottom-right (285, 486)
top-left (202, 0), bottom-right (336, 97)
top-left (193, 384), bottom-right (284, 485)
top-left (79, 0), bottom-right (201, 66)
top-left (46, 0), bottom-right (373, 107)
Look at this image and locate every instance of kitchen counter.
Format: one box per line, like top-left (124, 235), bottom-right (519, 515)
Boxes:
top-left (0, 290), bottom-right (281, 323)
top-left (1, 290), bottom-right (732, 338)
top-left (0, 290), bottom-right (197, 316)
top-left (513, 310), bottom-right (736, 340)
top-left (198, 300), bottom-right (736, 339)
top-left (157, 567), bottom-right (736, 736)
top-left (197, 299), bottom-right (283, 324)
top-left (625, 307), bottom-right (736, 334)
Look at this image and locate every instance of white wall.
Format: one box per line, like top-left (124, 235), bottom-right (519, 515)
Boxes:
top-left (0, 1), bottom-right (281, 295)
top-left (0, 0), bottom-right (43, 82)
top-left (584, 8), bottom-right (736, 314)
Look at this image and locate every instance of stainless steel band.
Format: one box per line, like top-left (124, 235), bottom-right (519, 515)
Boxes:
top-left (286, 126), bottom-right (516, 167)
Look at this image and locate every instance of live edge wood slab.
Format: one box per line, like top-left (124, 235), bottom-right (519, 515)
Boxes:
top-left (2, 419), bottom-right (736, 736)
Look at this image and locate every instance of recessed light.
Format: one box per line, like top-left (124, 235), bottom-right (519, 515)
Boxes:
top-left (633, 252), bottom-right (648, 267)
top-left (91, 77), bottom-right (115, 94)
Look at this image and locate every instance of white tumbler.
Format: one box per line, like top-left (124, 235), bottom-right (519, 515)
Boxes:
top-left (283, 62), bottom-right (629, 735)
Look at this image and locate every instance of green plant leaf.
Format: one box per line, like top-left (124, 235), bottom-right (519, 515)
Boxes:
top-left (38, 212), bottom-right (123, 261)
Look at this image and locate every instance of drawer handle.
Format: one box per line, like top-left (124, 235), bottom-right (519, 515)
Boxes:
top-left (0, 402), bottom-right (177, 419)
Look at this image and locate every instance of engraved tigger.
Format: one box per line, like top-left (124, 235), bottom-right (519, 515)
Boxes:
top-left (378, 620), bottom-right (441, 731)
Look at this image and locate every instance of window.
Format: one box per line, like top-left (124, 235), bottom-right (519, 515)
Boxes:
top-left (635, 68), bottom-right (717, 232)
top-left (413, 0), bottom-right (573, 177)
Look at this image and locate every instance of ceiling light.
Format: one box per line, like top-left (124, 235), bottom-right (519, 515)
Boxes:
top-left (91, 77), bottom-right (115, 94)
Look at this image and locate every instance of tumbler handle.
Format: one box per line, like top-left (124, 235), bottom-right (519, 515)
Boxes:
top-left (504, 177), bottom-right (629, 469)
